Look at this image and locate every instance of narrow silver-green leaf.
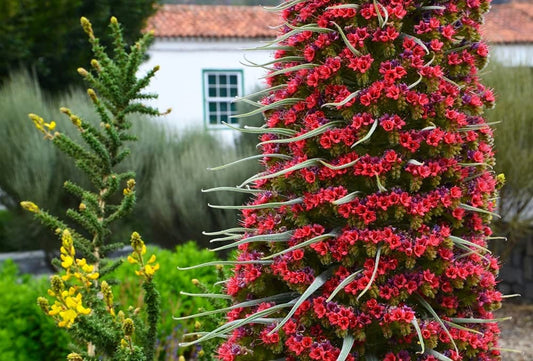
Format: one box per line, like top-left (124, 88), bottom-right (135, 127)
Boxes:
top-left (401, 33), bottom-right (429, 54)
top-left (202, 186), bottom-right (264, 194)
top-left (258, 121), bottom-right (345, 146)
top-left (326, 269), bottom-right (363, 302)
top-left (336, 335), bottom-right (355, 361)
top-left (177, 260), bottom-right (273, 271)
top-left (351, 119), bottom-right (379, 148)
top-left (203, 227), bottom-right (252, 236)
top-left (179, 292), bottom-right (233, 300)
top-left (450, 317), bottom-right (512, 324)
top-left (326, 4), bottom-right (360, 9)
top-left (230, 98), bottom-right (303, 118)
top-left (459, 203), bottom-right (501, 218)
top-left (411, 317), bottom-right (426, 354)
top-left (332, 191), bottom-right (361, 205)
top-left (238, 158), bottom-right (322, 187)
top-left (322, 90), bottom-right (361, 108)
top-left (243, 125), bottom-right (297, 136)
top-left (357, 247), bottom-right (381, 301)
top-left (263, 233), bottom-right (337, 260)
top-left (208, 153), bottom-right (292, 171)
top-left (408, 73), bottom-right (424, 90)
top-left (269, 268), bottom-right (335, 334)
top-left (208, 197), bottom-right (302, 210)
top-left (237, 83), bottom-right (287, 101)
top-left (427, 350), bottom-right (453, 361)
top-left (417, 295), bottom-right (458, 353)
top-left (319, 158), bottom-right (360, 170)
top-left (210, 231), bottom-right (294, 252)
top-left (264, 64), bottom-right (318, 79)
top-left (331, 22), bottom-right (362, 56)
top-left (449, 235), bottom-right (492, 254)
top-left (443, 320), bottom-right (483, 335)
top-left (241, 55), bottom-right (304, 69)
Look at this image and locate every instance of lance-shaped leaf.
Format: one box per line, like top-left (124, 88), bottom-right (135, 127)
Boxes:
top-left (376, 174), bottom-right (387, 192)
top-left (179, 292), bottom-right (233, 300)
top-left (357, 246), bottom-right (382, 301)
top-left (268, 267), bottom-right (335, 335)
top-left (241, 55), bottom-right (304, 69)
top-left (417, 295), bottom-right (459, 353)
top-left (331, 22), bottom-right (362, 56)
top-left (263, 233), bottom-right (337, 260)
top-left (208, 197), bottom-right (303, 210)
top-left (411, 317), bottom-right (426, 354)
top-left (420, 5), bottom-right (446, 10)
top-left (238, 158), bottom-right (322, 187)
top-left (211, 231), bottom-right (294, 252)
top-left (326, 4), bottom-right (360, 10)
top-left (264, 0), bottom-right (308, 12)
top-left (202, 186), bottom-right (264, 194)
top-left (449, 235), bottom-right (491, 254)
top-left (443, 320), bottom-right (483, 335)
top-left (257, 121), bottom-right (345, 146)
top-left (319, 158), bottom-right (360, 170)
top-left (230, 98), bottom-right (303, 118)
top-left (373, 0), bottom-right (389, 28)
top-left (223, 121), bottom-right (295, 136)
top-left (351, 119), bottom-right (379, 148)
top-left (208, 234), bottom-right (242, 243)
top-left (179, 300), bottom-right (297, 347)
top-left (175, 292), bottom-right (298, 320)
top-left (177, 260), bottom-right (273, 271)
top-left (459, 203), bottom-right (501, 218)
top-left (263, 64), bottom-right (318, 79)
top-left (322, 90), bottom-right (361, 108)
top-left (457, 121), bottom-right (500, 132)
top-left (203, 227), bottom-right (253, 236)
top-left (427, 350), bottom-right (453, 361)
top-left (332, 192), bottom-right (361, 206)
top-left (208, 153), bottom-right (293, 171)
top-left (326, 269), bottom-right (363, 302)
top-left (336, 335), bottom-right (355, 361)
top-left (407, 73), bottom-right (424, 90)
top-left (254, 23), bottom-right (332, 50)
top-left (400, 33), bottom-right (430, 54)
top-left (449, 317), bottom-right (512, 324)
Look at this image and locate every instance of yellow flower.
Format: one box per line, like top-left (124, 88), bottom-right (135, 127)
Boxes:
top-left (61, 255), bottom-right (74, 269)
top-left (144, 263), bottom-right (160, 277)
top-left (20, 201), bottom-right (40, 213)
top-left (58, 309), bottom-right (77, 328)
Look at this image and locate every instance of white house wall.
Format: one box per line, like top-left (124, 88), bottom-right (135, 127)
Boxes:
top-left (490, 44), bottom-right (533, 67)
top-left (140, 38), bottom-right (273, 141)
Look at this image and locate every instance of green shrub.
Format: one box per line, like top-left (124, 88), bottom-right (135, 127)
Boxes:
top-left (0, 242), bottom-right (223, 361)
top-left (0, 72), bottom-right (257, 253)
top-left (482, 63), bottom-right (533, 254)
top-left (0, 260), bottom-right (70, 361)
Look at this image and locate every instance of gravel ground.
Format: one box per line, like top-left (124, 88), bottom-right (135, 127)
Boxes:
top-left (496, 303), bottom-right (533, 360)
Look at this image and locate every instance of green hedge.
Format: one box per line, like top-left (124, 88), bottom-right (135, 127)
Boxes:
top-left (0, 242), bottom-right (224, 361)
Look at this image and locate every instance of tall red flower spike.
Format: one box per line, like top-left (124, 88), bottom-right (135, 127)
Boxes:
top-left (182, 0), bottom-right (507, 360)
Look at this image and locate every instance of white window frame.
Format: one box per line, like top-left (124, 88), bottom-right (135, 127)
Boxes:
top-left (203, 70), bottom-right (244, 129)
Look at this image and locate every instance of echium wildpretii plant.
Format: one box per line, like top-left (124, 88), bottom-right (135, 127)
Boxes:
top-left (180, 0), bottom-right (511, 360)
top-left (21, 17), bottom-right (166, 361)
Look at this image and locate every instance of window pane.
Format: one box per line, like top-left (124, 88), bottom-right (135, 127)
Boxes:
top-left (220, 87), bottom-right (227, 97)
top-left (220, 102), bottom-right (228, 112)
top-left (208, 74), bottom-right (216, 84)
top-left (220, 114), bottom-right (228, 123)
top-left (229, 75), bottom-right (238, 85)
top-left (229, 115), bottom-right (239, 124)
top-left (219, 75), bottom-right (227, 85)
top-left (209, 114), bottom-right (217, 124)
top-left (209, 102), bottom-right (217, 112)
top-left (230, 103), bottom-right (237, 112)
top-left (230, 87), bottom-right (238, 97)
top-left (208, 87), bottom-right (217, 97)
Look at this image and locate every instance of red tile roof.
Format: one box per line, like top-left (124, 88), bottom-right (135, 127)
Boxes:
top-left (147, 5), bottom-right (277, 39)
top-left (483, 2), bottom-right (533, 44)
top-left (148, 3), bottom-right (533, 44)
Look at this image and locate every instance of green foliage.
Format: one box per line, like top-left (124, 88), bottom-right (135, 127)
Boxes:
top-left (0, 0), bottom-right (158, 92)
top-left (482, 63), bottom-right (533, 254)
top-left (22, 17), bottom-right (163, 360)
top-left (0, 243), bottom-right (224, 361)
top-left (0, 72), bottom-right (257, 253)
top-left (0, 260), bottom-right (70, 361)
top-left (110, 242), bottom-right (224, 360)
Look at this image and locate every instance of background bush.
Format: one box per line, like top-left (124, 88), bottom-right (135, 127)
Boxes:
top-left (0, 259), bottom-right (70, 361)
top-left (482, 63), bottom-right (533, 255)
top-left (0, 72), bottom-right (257, 254)
top-left (0, 243), bottom-right (222, 361)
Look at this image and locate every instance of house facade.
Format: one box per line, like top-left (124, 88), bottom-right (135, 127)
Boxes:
top-left (142, 3), bottom-right (533, 135)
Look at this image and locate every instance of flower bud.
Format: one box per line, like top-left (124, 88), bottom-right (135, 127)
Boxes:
top-left (20, 201), bottom-right (39, 213)
top-left (123, 318), bottom-right (134, 336)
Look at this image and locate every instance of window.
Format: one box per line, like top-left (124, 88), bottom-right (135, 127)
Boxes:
top-left (203, 70), bottom-right (243, 128)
